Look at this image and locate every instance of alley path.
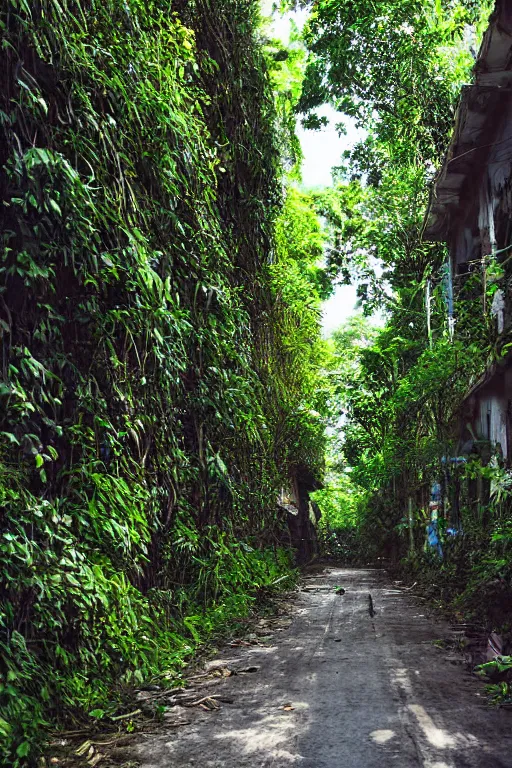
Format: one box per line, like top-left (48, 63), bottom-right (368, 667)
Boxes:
top-left (135, 569), bottom-right (512, 767)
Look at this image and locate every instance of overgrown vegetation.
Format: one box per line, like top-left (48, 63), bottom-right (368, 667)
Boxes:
top-left (3, 0), bottom-right (512, 757)
top-left (291, 0), bottom-right (512, 631)
top-left (0, 1), bottom-right (329, 763)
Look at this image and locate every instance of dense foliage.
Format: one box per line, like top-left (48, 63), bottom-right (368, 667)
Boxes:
top-left (295, 0), bottom-right (512, 630)
top-left (296, 0), bottom-right (490, 167)
top-left (0, 1), bottom-right (328, 763)
top-left (3, 0), bottom-right (511, 756)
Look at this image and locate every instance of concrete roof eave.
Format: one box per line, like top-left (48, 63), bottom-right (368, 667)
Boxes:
top-left (423, 85), bottom-right (507, 242)
top-left (423, 1), bottom-right (512, 244)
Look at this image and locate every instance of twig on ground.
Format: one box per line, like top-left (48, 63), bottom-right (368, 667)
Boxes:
top-left (110, 709), bottom-right (142, 722)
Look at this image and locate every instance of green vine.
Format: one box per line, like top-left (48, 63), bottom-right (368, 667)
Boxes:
top-left (0, 1), bottom-right (327, 763)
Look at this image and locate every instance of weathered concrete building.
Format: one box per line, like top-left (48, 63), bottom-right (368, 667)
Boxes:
top-left (425, 0), bottom-right (512, 463)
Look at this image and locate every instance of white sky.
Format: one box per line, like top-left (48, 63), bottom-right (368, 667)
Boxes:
top-left (297, 104), bottom-right (361, 189)
top-left (263, 3), bottom-right (371, 336)
top-left (296, 103), bottom-right (364, 336)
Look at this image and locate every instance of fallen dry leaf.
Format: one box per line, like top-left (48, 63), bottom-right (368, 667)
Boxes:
top-left (75, 740), bottom-right (92, 757)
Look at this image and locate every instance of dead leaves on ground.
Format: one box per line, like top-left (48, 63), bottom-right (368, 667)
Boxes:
top-left (49, 605), bottom-right (295, 767)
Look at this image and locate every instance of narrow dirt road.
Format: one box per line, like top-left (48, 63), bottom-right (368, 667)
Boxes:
top-left (135, 568), bottom-right (512, 767)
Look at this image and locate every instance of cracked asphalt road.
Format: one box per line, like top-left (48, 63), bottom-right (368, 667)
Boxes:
top-left (135, 568), bottom-right (512, 767)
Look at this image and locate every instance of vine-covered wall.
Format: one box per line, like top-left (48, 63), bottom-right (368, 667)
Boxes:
top-left (0, 1), bottom-right (326, 762)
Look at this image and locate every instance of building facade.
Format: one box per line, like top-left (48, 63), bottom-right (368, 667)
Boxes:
top-left (425, 0), bottom-right (512, 464)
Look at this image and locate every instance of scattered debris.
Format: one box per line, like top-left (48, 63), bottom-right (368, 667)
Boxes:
top-left (111, 710), bottom-right (142, 722)
top-left (74, 741), bottom-right (106, 766)
top-left (200, 661), bottom-right (259, 678)
top-left (228, 638), bottom-right (268, 647)
top-left (50, 590), bottom-right (294, 767)
top-left (204, 659), bottom-right (239, 672)
top-left (185, 695), bottom-right (221, 711)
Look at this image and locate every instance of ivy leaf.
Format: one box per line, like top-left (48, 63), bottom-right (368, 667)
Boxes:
top-left (0, 432), bottom-right (19, 444)
top-left (16, 741), bottom-right (30, 758)
top-left (48, 199), bottom-right (62, 215)
top-left (88, 709), bottom-right (106, 719)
